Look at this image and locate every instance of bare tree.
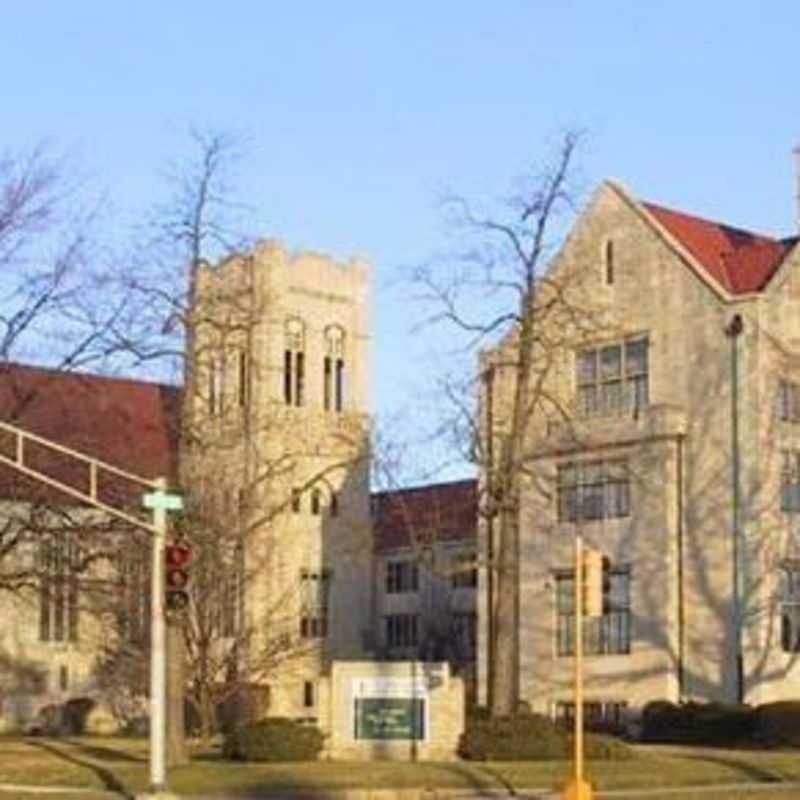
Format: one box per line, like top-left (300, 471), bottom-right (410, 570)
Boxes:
top-left (414, 133), bottom-right (590, 717)
top-left (0, 143), bottom-right (138, 597)
top-left (99, 129), bottom-right (372, 747)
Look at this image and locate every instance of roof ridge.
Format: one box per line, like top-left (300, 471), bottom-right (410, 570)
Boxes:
top-left (0, 361), bottom-right (179, 391)
top-left (371, 478), bottom-right (476, 497)
top-left (641, 200), bottom-right (784, 243)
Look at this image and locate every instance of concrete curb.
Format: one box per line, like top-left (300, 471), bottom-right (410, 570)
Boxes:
top-left (0, 785), bottom-right (121, 797)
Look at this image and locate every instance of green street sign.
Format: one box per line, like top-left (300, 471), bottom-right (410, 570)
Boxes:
top-left (353, 698), bottom-right (425, 741)
top-left (143, 491), bottom-right (184, 512)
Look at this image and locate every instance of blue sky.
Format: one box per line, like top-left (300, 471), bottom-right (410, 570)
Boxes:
top-left (3, 2), bottom-right (799, 481)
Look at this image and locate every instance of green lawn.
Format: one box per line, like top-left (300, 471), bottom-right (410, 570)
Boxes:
top-left (2, 737), bottom-right (800, 798)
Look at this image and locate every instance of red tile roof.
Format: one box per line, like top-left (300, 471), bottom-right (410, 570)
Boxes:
top-left (642, 201), bottom-right (797, 294)
top-left (0, 363), bottom-right (180, 506)
top-left (372, 479), bottom-right (477, 552)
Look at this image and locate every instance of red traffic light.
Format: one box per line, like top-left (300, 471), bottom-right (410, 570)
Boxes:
top-left (166, 543), bottom-right (191, 568)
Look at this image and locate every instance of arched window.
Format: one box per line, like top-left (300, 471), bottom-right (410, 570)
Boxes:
top-left (324, 325), bottom-right (346, 412)
top-left (284, 318), bottom-right (306, 407)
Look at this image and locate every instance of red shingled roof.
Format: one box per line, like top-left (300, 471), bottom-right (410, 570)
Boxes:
top-left (642, 201), bottom-right (797, 294)
top-left (0, 363), bottom-right (180, 506)
top-left (372, 479), bottom-right (477, 552)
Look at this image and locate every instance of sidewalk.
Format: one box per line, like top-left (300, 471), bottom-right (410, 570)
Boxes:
top-left (6, 780), bottom-right (800, 800)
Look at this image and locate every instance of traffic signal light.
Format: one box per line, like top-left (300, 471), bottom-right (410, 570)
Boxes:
top-left (582, 548), bottom-right (607, 617)
top-left (165, 542), bottom-right (191, 612)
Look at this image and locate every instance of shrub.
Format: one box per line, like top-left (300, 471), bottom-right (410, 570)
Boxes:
top-left (754, 702), bottom-right (800, 748)
top-left (640, 700), bottom-right (754, 746)
top-left (223, 717), bottom-right (324, 762)
top-left (459, 711), bottom-right (632, 761)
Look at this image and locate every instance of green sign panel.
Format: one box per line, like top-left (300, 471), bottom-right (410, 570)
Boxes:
top-left (354, 697), bottom-right (425, 741)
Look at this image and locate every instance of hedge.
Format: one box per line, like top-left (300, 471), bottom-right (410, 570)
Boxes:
top-left (459, 710), bottom-right (632, 761)
top-left (223, 717), bottom-right (324, 761)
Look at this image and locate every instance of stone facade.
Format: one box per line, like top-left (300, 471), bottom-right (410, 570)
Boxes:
top-left (478, 180), bottom-right (800, 725)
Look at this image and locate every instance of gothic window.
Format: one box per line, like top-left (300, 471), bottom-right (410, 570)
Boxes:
top-left (324, 326), bottom-right (346, 412)
top-left (300, 569), bottom-right (331, 639)
top-left (284, 318), bottom-right (306, 407)
top-left (39, 534), bottom-right (80, 643)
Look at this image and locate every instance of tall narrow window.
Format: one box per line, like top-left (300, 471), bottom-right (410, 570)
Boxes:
top-left (120, 540), bottom-right (150, 644)
top-left (323, 357), bottom-right (332, 410)
top-left (295, 352), bottom-right (305, 407)
top-left (604, 239), bottom-right (615, 285)
top-left (300, 570), bottom-right (331, 639)
top-left (330, 491), bottom-right (339, 517)
top-left (238, 351), bottom-right (249, 407)
top-left (335, 358), bottom-right (344, 412)
top-left (311, 488), bottom-right (321, 515)
top-left (303, 680), bottom-right (315, 708)
top-left (284, 318), bottom-right (305, 406)
top-left (291, 488), bottom-right (302, 514)
top-left (324, 326), bottom-right (345, 412)
top-left (209, 359), bottom-right (225, 416)
top-left (39, 534), bottom-right (79, 643)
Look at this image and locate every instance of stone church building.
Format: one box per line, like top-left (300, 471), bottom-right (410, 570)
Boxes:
top-left (5, 175), bottom-right (800, 735)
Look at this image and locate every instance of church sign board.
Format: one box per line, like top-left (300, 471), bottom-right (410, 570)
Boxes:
top-left (352, 677), bottom-right (428, 741)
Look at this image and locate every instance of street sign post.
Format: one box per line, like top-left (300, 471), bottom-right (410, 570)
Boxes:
top-left (143, 484), bottom-right (183, 794)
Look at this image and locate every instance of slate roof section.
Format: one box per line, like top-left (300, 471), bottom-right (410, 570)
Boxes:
top-left (0, 363), bottom-right (180, 506)
top-left (642, 201), bottom-right (797, 294)
top-left (372, 479), bottom-right (477, 552)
